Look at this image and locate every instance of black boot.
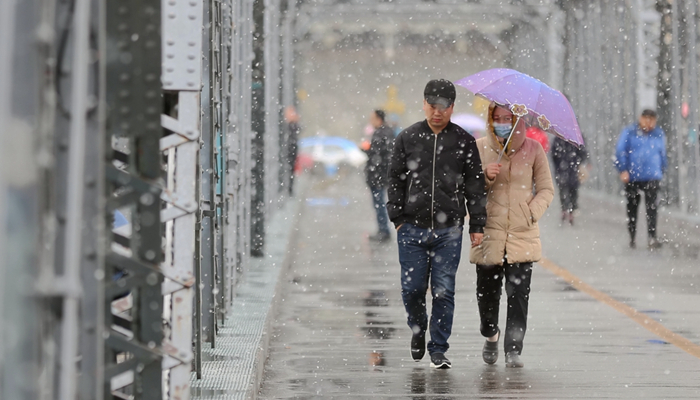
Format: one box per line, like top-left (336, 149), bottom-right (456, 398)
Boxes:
top-left (482, 328), bottom-right (500, 365)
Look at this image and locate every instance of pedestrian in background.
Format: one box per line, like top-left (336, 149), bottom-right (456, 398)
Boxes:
top-left (363, 109), bottom-right (394, 242)
top-left (284, 106), bottom-right (301, 196)
top-left (526, 126), bottom-right (550, 153)
top-left (614, 109), bottom-right (667, 249)
top-left (471, 102), bottom-right (554, 368)
top-left (615, 109), bottom-right (668, 250)
top-left (388, 79), bottom-right (487, 369)
top-left (388, 113), bottom-right (403, 136)
top-left (551, 136), bottom-right (588, 225)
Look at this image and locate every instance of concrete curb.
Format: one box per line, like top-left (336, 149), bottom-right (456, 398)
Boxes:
top-left (247, 183), bottom-right (306, 399)
top-left (189, 177), bottom-right (306, 400)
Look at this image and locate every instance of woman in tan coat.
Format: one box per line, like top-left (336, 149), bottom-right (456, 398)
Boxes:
top-left (470, 102), bottom-right (554, 368)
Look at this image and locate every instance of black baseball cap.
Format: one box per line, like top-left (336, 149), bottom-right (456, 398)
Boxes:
top-left (424, 79), bottom-right (456, 108)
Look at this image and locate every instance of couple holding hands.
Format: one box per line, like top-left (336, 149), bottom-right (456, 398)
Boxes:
top-left (387, 78), bottom-right (554, 369)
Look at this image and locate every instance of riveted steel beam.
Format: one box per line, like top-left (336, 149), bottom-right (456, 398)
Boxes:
top-left (104, 0), bottom-right (165, 397)
top-left (160, 0), bottom-right (202, 395)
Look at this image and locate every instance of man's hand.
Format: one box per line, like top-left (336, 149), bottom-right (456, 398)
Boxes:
top-left (485, 163), bottom-right (501, 180)
top-left (620, 171), bottom-right (630, 184)
top-left (470, 233), bottom-right (484, 248)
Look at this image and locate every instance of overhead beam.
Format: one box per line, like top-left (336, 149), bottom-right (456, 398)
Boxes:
top-left (297, 2), bottom-right (555, 37)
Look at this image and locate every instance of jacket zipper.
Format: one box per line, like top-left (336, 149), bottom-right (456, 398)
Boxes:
top-left (431, 133), bottom-right (438, 230)
top-left (455, 182), bottom-right (460, 208)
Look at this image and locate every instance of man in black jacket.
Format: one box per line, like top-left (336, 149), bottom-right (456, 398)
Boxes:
top-left (388, 79), bottom-right (487, 369)
top-left (364, 109), bottom-right (395, 242)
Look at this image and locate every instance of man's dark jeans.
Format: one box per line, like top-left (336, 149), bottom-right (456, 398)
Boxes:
top-left (625, 180), bottom-right (659, 241)
top-left (398, 223), bottom-right (463, 355)
top-left (476, 261), bottom-right (533, 355)
top-left (370, 186), bottom-right (391, 236)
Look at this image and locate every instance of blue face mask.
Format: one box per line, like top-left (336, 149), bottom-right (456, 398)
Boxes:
top-left (493, 123), bottom-right (512, 138)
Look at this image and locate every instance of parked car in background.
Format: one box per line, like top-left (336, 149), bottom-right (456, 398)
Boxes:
top-left (297, 135), bottom-right (368, 176)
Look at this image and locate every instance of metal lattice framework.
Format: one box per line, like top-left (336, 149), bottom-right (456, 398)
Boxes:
top-left (103, 0), bottom-right (167, 397)
top-left (227, 0), bottom-right (255, 310)
top-left (160, 0), bottom-right (203, 394)
top-left (0, 0), bottom-right (47, 398)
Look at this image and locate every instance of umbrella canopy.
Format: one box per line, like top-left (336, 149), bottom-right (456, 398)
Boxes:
top-left (455, 68), bottom-right (583, 146)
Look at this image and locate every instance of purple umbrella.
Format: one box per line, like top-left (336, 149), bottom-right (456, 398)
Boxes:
top-left (455, 68), bottom-right (583, 146)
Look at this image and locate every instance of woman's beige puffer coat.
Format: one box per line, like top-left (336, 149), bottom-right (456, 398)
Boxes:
top-left (470, 111), bottom-right (554, 266)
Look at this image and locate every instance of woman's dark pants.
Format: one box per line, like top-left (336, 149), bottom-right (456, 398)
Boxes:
top-left (558, 184), bottom-right (579, 213)
top-left (476, 261), bottom-right (533, 355)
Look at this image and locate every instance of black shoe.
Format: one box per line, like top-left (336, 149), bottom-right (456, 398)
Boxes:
top-left (410, 331), bottom-right (426, 361)
top-left (505, 352), bottom-right (524, 368)
top-left (629, 239), bottom-right (636, 249)
top-left (369, 232), bottom-right (390, 243)
top-left (482, 328), bottom-right (499, 365)
top-left (430, 352), bottom-right (451, 369)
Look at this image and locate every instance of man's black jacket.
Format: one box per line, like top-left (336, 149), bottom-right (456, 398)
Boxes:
top-left (364, 125), bottom-right (394, 188)
top-left (387, 120), bottom-right (487, 233)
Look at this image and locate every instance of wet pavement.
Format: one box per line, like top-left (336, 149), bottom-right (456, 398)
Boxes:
top-left (259, 168), bottom-right (700, 399)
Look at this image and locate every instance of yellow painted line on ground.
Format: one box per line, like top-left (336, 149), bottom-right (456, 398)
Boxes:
top-left (539, 257), bottom-right (700, 359)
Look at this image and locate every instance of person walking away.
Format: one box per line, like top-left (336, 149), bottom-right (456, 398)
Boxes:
top-left (471, 102), bottom-right (554, 368)
top-left (284, 106), bottom-right (301, 196)
top-left (363, 109), bottom-right (394, 242)
top-left (388, 79), bottom-right (487, 369)
top-left (614, 109), bottom-right (667, 249)
top-left (551, 136), bottom-right (588, 225)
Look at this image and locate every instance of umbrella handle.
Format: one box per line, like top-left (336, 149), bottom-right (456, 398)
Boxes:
top-left (496, 116), bottom-right (520, 163)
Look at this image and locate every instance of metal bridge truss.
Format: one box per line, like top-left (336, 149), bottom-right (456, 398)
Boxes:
top-left (1, 0), bottom-right (292, 398)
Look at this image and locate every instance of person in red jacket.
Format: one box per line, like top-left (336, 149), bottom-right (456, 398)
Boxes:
top-left (525, 126), bottom-right (549, 153)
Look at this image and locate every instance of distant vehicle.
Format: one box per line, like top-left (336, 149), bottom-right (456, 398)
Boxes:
top-left (297, 135), bottom-right (368, 176)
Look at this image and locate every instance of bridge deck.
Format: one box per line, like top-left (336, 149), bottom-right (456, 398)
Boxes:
top-left (194, 169), bottom-right (700, 399)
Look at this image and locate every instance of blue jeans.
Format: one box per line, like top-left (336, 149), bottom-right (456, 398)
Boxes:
top-left (370, 186), bottom-right (390, 235)
top-left (397, 223), bottom-right (463, 354)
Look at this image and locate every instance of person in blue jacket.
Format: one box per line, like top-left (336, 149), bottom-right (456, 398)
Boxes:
top-left (614, 109), bottom-right (667, 249)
